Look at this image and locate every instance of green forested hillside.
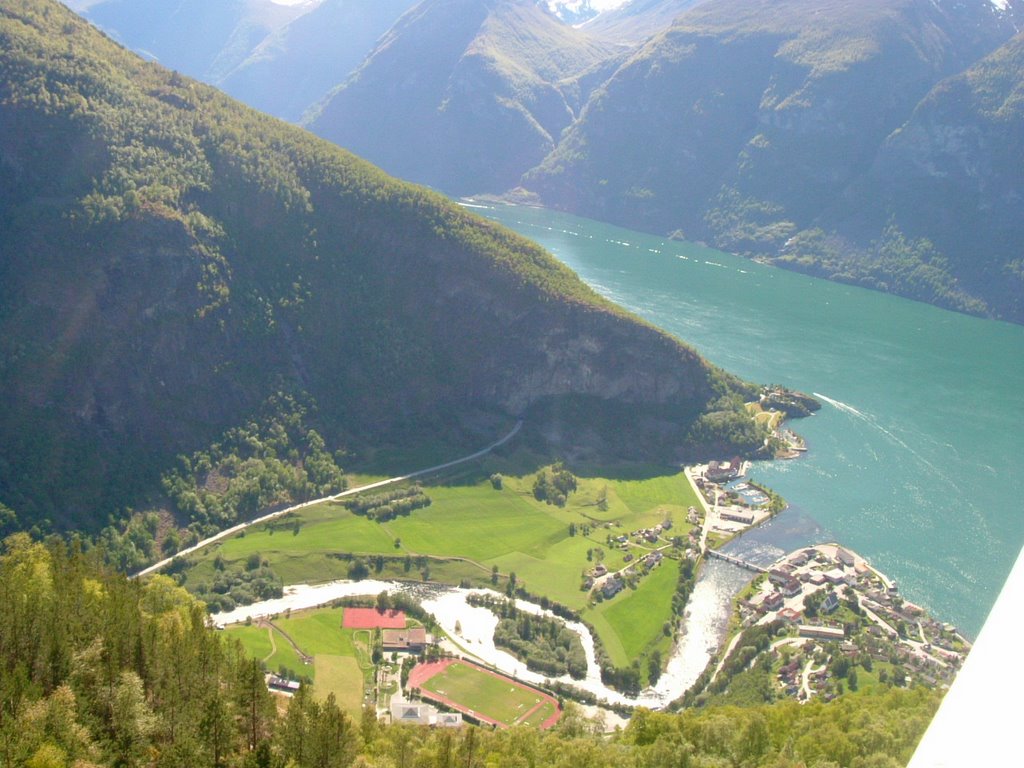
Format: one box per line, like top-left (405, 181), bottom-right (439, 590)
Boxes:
top-left (807, 32), bottom-right (1024, 321)
top-left (0, 0), bottom-right (759, 534)
top-left (0, 536), bottom-right (943, 768)
top-left (64, 0), bottom-right (1022, 321)
top-left (526, 0), bottom-right (1023, 320)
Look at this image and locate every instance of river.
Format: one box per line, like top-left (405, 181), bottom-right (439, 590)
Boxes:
top-left (477, 203), bottom-right (1024, 640)
top-left (215, 203), bottom-right (1021, 706)
top-left (213, 570), bottom-right (748, 707)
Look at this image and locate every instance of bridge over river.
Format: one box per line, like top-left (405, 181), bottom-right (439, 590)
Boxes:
top-left (706, 549), bottom-right (768, 574)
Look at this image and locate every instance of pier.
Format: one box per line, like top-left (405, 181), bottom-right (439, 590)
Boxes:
top-left (706, 549), bottom-right (767, 574)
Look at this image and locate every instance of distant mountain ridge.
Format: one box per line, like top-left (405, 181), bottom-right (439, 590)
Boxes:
top-left (64, 0), bottom-right (420, 121)
top-left (306, 0), bottom-right (622, 195)
top-left (1, 0), bottom-right (762, 530)
top-left (526, 0), bottom-right (1023, 320)
top-left (218, 0), bottom-right (421, 122)
top-left (62, 0), bottom-right (1024, 320)
top-left (581, 0), bottom-right (709, 42)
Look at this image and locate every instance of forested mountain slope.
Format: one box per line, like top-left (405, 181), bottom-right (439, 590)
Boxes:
top-left (0, 0), bottom-right (760, 532)
top-left (306, 0), bottom-right (623, 195)
top-left (526, 0), bottom-right (1022, 319)
top-left (806, 32), bottom-right (1024, 321)
top-left (64, 0), bottom-right (1023, 320)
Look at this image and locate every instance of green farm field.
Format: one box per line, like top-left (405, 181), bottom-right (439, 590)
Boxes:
top-left (313, 655), bottom-right (365, 716)
top-left (226, 623), bottom-right (309, 682)
top-left (585, 557), bottom-right (681, 667)
top-left (189, 465), bottom-right (699, 670)
top-left (225, 607), bottom-right (369, 713)
top-left (420, 662), bottom-right (548, 726)
top-left (225, 624), bottom-right (274, 661)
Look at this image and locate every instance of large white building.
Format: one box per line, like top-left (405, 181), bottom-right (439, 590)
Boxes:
top-left (390, 698), bottom-right (462, 728)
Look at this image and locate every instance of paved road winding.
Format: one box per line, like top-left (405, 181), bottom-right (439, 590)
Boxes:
top-left (134, 421), bottom-right (522, 579)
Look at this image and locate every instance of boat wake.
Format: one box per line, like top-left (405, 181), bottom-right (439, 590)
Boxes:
top-left (812, 392), bottom-right (865, 418)
top-left (813, 393), bottom-right (951, 484)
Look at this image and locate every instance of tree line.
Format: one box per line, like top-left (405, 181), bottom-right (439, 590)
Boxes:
top-left (0, 534), bottom-right (940, 768)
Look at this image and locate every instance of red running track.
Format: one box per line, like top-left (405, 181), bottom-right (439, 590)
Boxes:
top-left (408, 659), bottom-right (561, 730)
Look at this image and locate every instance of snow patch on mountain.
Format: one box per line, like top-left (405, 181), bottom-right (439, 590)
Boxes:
top-left (545, 1), bottom-right (631, 24)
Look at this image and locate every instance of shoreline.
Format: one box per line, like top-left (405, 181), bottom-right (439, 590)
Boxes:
top-left (207, 403), bottom-right (973, 714)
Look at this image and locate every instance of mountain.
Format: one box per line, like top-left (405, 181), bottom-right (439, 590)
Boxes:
top-left (801, 32), bottom-right (1024, 320)
top-left (0, 0), bottom-right (762, 531)
top-left (543, 1), bottom-right (606, 25)
top-left (581, 0), bottom-right (709, 43)
top-left (217, 0), bottom-right (420, 122)
top-left (63, 0), bottom-right (309, 81)
top-left (306, 0), bottom-right (622, 195)
top-left (526, 0), bottom-right (1023, 319)
top-left (63, 0), bottom-right (419, 122)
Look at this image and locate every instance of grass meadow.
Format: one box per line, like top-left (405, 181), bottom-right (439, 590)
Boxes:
top-left (585, 557), bottom-right (681, 668)
top-left (225, 606), bottom-right (369, 715)
top-left (313, 655), bottom-right (365, 715)
top-left (192, 463), bottom-right (702, 680)
top-left (226, 623), bottom-right (309, 682)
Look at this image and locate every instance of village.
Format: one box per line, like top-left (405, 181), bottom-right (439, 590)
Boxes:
top-left (676, 457), bottom-right (971, 703)
top-left (723, 542), bottom-right (972, 701)
top-left (582, 518), bottom-right (674, 600)
top-left (248, 448), bottom-right (967, 719)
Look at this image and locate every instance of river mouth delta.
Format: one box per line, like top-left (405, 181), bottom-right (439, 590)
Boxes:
top-left (174, 202), bottom-right (1020, 724)
top-left (213, 534), bottom-right (966, 719)
top-left (479, 203), bottom-right (1024, 640)
top-left (206, 439), bottom-right (969, 722)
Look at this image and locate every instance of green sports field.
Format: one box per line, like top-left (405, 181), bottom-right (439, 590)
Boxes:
top-left (419, 662), bottom-right (550, 726)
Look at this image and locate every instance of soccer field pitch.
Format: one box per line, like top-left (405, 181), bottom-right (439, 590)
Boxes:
top-left (418, 662), bottom-right (554, 727)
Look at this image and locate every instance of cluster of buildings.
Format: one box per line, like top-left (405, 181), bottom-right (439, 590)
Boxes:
top-left (728, 544), bottom-right (970, 701)
top-left (704, 457), bottom-right (743, 483)
top-left (610, 519), bottom-right (674, 548)
top-left (741, 545), bottom-right (873, 632)
top-left (582, 517), bottom-right (676, 601)
top-left (690, 461), bottom-right (774, 539)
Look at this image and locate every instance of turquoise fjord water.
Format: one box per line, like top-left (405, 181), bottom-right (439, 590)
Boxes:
top-left (478, 203), bottom-right (1024, 638)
